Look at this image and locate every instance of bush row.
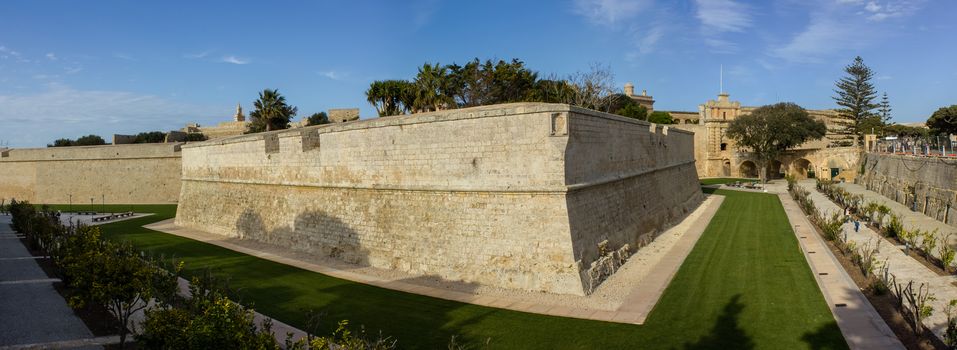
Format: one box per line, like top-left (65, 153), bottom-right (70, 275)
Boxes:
top-left (6, 199), bottom-right (397, 350)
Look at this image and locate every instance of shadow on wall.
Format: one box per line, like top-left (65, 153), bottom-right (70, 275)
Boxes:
top-left (232, 210), bottom-right (499, 348)
top-left (235, 209), bottom-right (371, 267)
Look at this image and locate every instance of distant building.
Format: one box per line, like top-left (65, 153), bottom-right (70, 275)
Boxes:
top-left (623, 82), bottom-right (654, 113)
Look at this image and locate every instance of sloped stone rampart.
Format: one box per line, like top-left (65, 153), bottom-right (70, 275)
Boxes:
top-left (174, 103), bottom-right (704, 295)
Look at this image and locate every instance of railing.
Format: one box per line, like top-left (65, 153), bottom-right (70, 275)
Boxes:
top-left (868, 138), bottom-right (957, 158)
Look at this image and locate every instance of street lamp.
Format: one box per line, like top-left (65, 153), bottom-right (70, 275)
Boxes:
top-left (90, 197), bottom-right (94, 214)
top-left (68, 194), bottom-right (72, 213)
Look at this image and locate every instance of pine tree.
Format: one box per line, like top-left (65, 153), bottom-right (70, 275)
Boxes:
top-left (833, 56), bottom-right (879, 143)
top-left (878, 92), bottom-right (892, 124)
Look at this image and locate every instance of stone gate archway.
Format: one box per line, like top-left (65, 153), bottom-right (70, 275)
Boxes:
top-left (792, 158), bottom-right (813, 179)
top-left (722, 159), bottom-right (731, 177)
top-left (739, 160), bottom-right (757, 178)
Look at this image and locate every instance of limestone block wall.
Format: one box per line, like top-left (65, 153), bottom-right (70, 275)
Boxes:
top-left (859, 153), bottom-right (957, 227)
top-left (0, 143), bottom-right (183, 204)
top-left (175, 103), bottom-right (703, 295)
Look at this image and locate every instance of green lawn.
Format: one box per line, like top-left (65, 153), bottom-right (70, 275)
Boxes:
top-left (52, 189), bottom-right (846, 349)
top-left (699, 178), bottom-right (757, 185)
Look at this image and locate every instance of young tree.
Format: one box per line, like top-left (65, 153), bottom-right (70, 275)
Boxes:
top-left (833, 56), bottom-right (879, 143)
top-left (726, 102), bottom-right (827, 182)
top-left (927, 105), bottom-right (957, 135)
top-left (305, 112), bottom-right (330, 126)
top-left (247, 89), bottom-right (298, 133)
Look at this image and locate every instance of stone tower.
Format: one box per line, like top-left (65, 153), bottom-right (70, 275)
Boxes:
top-left (623, 82), bottom-right (655, 113)
top-left (234, 103), bottom-right (245, 122)
top-left (698, 92), bottom-right (741, 176)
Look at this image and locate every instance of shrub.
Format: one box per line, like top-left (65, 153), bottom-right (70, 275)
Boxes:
top-left (920, 229), bottom-right (939, 259)
top-left (819, 212), bottom-right (845, 242)
top-left (875, 205), bottom-right (891, 228)
top-left (138, 275), bottom-right (279, 349)
top-left (939, 233), bottom-right (956, 273)
top-left (885, 214), bottom-right (904, 238)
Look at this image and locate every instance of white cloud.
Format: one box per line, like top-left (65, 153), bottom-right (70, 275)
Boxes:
top-left (704, 38), bottom-right (740, 53)
top-left (183, 50), bottom-right (213, 59)
top-left (771, 17), bottom-right (867, 62)
top-left (771, 0), bottom-right (926, 62)
top-left (220, 55), bottom-right (249, 65)
top-left (45, 53), bottom-right (57, 61)
top-left (572, 0), bottom-right (651, 25)
top-left (113, 53), bottom-right (135, 61)
top-left (0, 84), bottom-right (223, 147)
top-left (694, 0), bottom-right (753, 32)
top-left (0, 45), bottom-right (29, 63)
top-left (319, 70), bottom-right (348, 80)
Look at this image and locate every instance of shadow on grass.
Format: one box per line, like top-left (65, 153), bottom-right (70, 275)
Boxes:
top-left (684, 294), bottom-right (754, 350)
top-left (800, 320), bottom-right (846, 350)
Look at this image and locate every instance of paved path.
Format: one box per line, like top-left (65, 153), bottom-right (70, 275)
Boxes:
top-left (0, 215), bottom-right (105, 349)
top-left (837, 182), bottom-right (957, 261)
top-left (776, 187), bottom-right (904, 350)
top-left (799, 180), bottom-right (957, 343)
top-left (145, 195), bottom-right (725, 325)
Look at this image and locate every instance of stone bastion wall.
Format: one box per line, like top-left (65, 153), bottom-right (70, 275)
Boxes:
top-left (0, 143), bottom-right (183, 205)
top-left (859, 153), bottom-right (957, 228)
top-left (174, 103), bottom-right (704, 295)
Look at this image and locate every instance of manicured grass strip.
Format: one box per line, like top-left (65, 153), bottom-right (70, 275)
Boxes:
top-left (700, 177), bottom-right (757, 185)
top-left (75, 191), bottom-right (845, 349)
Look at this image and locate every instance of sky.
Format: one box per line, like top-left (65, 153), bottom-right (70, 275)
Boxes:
top-left (0, 0), bottom-right (955, 147)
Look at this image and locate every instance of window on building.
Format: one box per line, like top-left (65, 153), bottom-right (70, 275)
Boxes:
top-left (720, 143), bottom-right (727, 151)
top-left (722, 112), bottom-right (727, 119)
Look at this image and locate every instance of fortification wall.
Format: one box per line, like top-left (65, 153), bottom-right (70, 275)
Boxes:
top-left (0, 143), bottom-right (183, 204)
top-left (175, 103), bottom-right (703, 295)
top-left (859, 153), bottom-right (957, 227)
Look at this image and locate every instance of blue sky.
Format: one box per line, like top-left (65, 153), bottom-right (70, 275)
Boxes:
top-left (1, 0), bottom-right (954, 147)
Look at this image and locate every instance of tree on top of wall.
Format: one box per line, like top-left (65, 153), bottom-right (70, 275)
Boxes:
top-left (246, 89), bottom-right (298, 133)
top-left (48, 135), bottom-right (107, 147)
top-left (648, 111), bottom-right (676, 124)
top-left (133, 131), bottom-right (167, 143)
top-left (305, 112), bottom-right (330, 126)
top-left (927, 105), bottom-right (957, 135)
top-left (726, 102), bottom-right (827, 182)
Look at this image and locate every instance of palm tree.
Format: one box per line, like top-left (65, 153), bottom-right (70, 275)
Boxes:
top-left (366, 80), bottom-right (413, 117)
top-left (248, 89), bottom-right (297, 133)
top-left (413, 63), bottom-right (453, 112)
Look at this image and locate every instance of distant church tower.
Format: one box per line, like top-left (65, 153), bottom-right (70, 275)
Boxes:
top-left (234, 103), bottom-right (245, 122)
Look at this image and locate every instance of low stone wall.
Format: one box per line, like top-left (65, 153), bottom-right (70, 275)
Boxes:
top-left (175, 103), bottom-right (703, 295)
top-left (859, 153), bottom-right (957, 227)
top-left (0, 143), bottom-right (183, 204)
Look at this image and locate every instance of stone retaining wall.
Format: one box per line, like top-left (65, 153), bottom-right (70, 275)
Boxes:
top-left (859, 153), bottom-right (957, 227)
top-left (174, 103), bottom-right (703, 295)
